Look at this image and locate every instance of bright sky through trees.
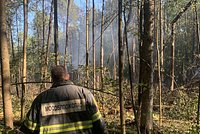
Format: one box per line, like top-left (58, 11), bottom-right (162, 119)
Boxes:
top-left (74, 0), bottom-right (103, 9)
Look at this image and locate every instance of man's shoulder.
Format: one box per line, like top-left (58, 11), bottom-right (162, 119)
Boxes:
top-left (32, 89), bottom-right (51, 104)
top-left (66, 84), bottom-right (93, 95)
top-left (73, 85), bottom-right (91, 91)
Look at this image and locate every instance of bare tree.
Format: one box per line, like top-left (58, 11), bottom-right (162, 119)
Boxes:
top-left (123, 2), bottom-right (139, 133)
top-left (92, 0), bottom-right (96, 89)
top-left (21, 0), bottom-right (28, 120)
top-left (110, 23), bottom-right (116, 80)
top-left (139, 0), bottom-right (154, 133)
top-left (170, 23), bottom-right (175, 91)
top-left (170, 0), bottom-right (194, 91)
top-left (0, 0), bottom-right (14, 129)
top-left (194, 0), bottom-right (200, 128)
top-left (198, 81), bottom-right (200, 131)
top-left (100, 0), bottom-right (105, 90)
top-left (64, 0), bottom-right (70, 69)
top-left (160, 0), bottom-right (164, 86)
top-left (41, 0), bottom-right (46, 89)
top-left (137, 0), bottom-right (144, 129)
top-left (86, 0), bottom-right (89, 87)
top-left (54, 0), bottom-right (58, 65)
top-left (118, 0), bottom-right (125, 133)
top-left (44, 0), bottom-right (53, 83)
top-left (16, 8), bottom-right (21, 97)
top-left (158, 0), bottom-right (163, 126)
top-left (39, 0), bottom-right (46, 92)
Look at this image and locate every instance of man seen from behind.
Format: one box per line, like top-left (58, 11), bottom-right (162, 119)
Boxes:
top-left (20, 65), bottom-right (107, 134)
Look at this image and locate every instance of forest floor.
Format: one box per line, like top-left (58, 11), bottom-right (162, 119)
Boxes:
top-left (0, 81), bottom-right (199, 133)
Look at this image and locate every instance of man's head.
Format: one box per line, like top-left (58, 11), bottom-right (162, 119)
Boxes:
top-left (51, 65), bottom-right (70, 82)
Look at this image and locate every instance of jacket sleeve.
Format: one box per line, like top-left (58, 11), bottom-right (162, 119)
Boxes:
top-left (20, 98), bottom-right (40, 134)
top-left (84, 89), bottom-right (108, 134)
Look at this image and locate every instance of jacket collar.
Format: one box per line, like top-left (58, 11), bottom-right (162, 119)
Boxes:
top-left (51, 80), bottom-right (74, 88)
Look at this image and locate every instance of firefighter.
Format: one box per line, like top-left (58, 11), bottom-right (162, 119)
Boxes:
top-left (20, 65), bottom-right (107, 134)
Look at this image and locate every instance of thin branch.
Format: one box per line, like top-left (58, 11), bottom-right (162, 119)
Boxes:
top-left (171, 0), bottom-right (194, 24)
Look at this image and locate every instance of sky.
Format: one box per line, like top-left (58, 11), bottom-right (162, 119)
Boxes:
top-left (14, 0), bottom-right (104, 39)
top-left (74, 0), bottom-right (103, 9)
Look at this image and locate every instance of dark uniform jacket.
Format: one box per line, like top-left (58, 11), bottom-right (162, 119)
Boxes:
top-left (20, 80), bottom-right (107, 134)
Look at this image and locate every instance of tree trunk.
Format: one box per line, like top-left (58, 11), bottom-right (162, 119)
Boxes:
top-left (21, 0), bottom-right (28, 120)
top-left (123, 6), bottom-right (140, 134)
top-left (138, 0), bottom-right (144, 128)
top-left (100, 0), bottom-right (105, 90)
top-left (160, 0), bottom-right (164, 86)
top-left (170, 23), bottom-right (175, 91)
top-left (16, 9), bottom-right (20, 52)
top-left (92, 0), bottom-right (96, 90)
top-left (69, 32), bottom-right (73, 69)
top-left (8, 24), bottom-right (14, 60)
top-left (110, 23), bottom-right (116, 80)
top-left (195, 0), bottom-right (200, 130)
top-left (158, 0), bottom-right (163, 126)
top-left (118, 0), bottom-right (125, 133)
top-left (78, 30), bottom-right (80, 81)
top-left (42, 0), bottom-right (45, 56)
top-left (64, 0), bottom-right (70, 69)
top-left (44, 0), bottom-right (53, 83)
top-left (132, 6), bottom-right (137, 83)
top-left (16, 8), bottom-right (20, 97)
top-left (54, 0), bottom-right (59, 65)
top-left (170, 0), bottom-right (194, 91)
top-left (192, 10), bottom-right (196, 64)
top-left (39, 0), bottom-right (45, 92)
top-left (182, 14), bottom-right (188, 84)
top-left (197, 82), bottom-right (200, 132)
top-left (85, 0), bottom-right (89, 87)
top-left (0, 0), bottom-right (14, 129)
top-left (194, 0), bottom-right (200, 63)
top-left (8, 20), bottom-right (19, 97)
top-left (140, 0), bottom-right (154, 133)
top-left (42, 0), bottom-right (46, 89)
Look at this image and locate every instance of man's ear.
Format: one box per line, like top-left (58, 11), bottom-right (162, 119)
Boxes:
top-left (64, 74), bottom-right (70, 80)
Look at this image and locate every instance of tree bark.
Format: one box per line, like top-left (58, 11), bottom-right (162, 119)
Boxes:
top-left (118, 0), bottom-right (125, 133)
top-left (195, 0), bottom-right (200, 129)
top-left (198, 82), bottom-right (200, 131)
top-left (64, 0), bottom-right (70, 69)
top-left (44, 0), bottom-right (53, 83)
top-left (8, 20), bottom-right (19, 97)
top-left (160, 0), bottom-right (164, 86)
top-left (158, 0), bottom-right (163, 126)
top-left (39, 0), bottom-right (46, 92)
top-left (16, 8), bottom-right (20, 97)
top-left (92, 0), bottom-right (96, 90)
top-left (77, 30), bottom-right (80, 81)
top-left (0, 0), bottom-right (14, 129)
top-left (54, 0), bottom-right (58, 65)
top-left (41, 0), bottom-right (46, 89)
top-left (138, 0), bottom-right (144, 128)
top-left (170, 0), bottom-right (194, 91)
top-left (21, 0), bottom-right (28, 120)
top-left (85, 0), bottom-right (89, 87)
top-left (100, 0), bottom-right (105, 90)
top-left (140, 0), bottom-right (154, 133)
top-left (110, 23), bottom-right (116, 80)
top-left (123, 6), bottom-right (140, 134)
top-left (170, 23), bottom-right (175, 91)
top-left (194, 0), bottom-right (200, 63)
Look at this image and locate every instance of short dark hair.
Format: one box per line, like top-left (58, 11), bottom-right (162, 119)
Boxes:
top-left (51, 65), bottom-right (68, 82)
